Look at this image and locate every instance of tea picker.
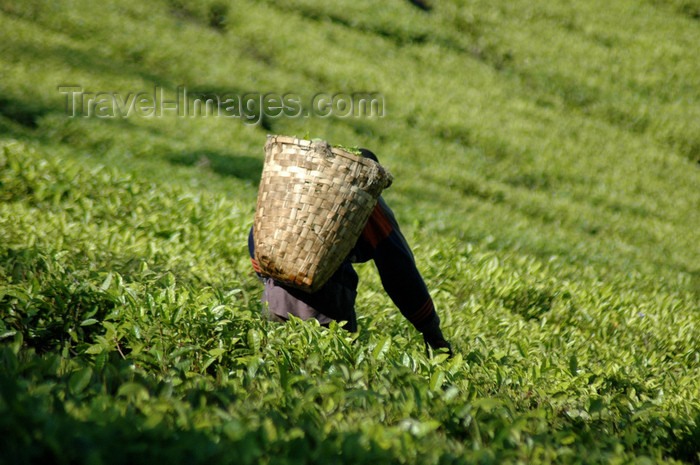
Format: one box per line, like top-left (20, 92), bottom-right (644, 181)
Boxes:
top-left (248, 136), bottom-right (452, 356)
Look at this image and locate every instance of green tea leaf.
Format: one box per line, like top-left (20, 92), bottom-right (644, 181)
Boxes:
top-left (69, 367), bottom-right (92, 395)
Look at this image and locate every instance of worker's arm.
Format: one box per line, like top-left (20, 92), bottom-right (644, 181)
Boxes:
top-left (355, 198), bottom-right (452, 355)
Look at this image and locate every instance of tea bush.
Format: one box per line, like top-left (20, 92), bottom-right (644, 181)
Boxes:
top-left (1, 0), bottom-right (699, 463)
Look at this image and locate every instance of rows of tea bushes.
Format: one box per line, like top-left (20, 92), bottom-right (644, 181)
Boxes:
top-left (1, 0), bottom-right (699, 462)
top-left (1, 141), bottom-right (698, 463)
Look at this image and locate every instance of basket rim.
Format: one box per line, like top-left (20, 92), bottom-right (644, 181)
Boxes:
top-left (266, 134), bottom-right (372, 165)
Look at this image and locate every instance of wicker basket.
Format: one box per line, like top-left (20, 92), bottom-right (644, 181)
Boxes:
top-left (253, 135), bottom-right (393, 292)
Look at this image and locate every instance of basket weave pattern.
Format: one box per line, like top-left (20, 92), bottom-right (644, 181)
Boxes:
top-left (254, 135), bottom-right (393, 292)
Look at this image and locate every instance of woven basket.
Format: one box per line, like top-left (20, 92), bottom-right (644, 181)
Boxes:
top-left (253, 135), bottom-right (393, 293)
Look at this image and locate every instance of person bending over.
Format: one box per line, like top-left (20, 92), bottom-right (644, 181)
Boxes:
top-left (248, 149), bottom-right (452, 355)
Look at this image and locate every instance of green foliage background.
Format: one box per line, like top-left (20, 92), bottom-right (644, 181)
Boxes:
top-left (0, 0), bottom-right (698, 463)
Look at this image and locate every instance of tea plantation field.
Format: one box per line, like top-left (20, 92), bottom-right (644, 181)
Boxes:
top-left (1, 0), bottom-right (699, 463)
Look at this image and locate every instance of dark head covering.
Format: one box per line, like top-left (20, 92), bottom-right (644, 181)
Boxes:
top-left (359, 148), bottom-right (378, 163)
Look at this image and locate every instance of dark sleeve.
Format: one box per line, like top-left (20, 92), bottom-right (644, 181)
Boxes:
top-left (357, 198), bottom-right (441, 334)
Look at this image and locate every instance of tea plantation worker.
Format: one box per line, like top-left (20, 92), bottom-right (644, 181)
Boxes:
top-left (248, 149), bottom-right (452, 356)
